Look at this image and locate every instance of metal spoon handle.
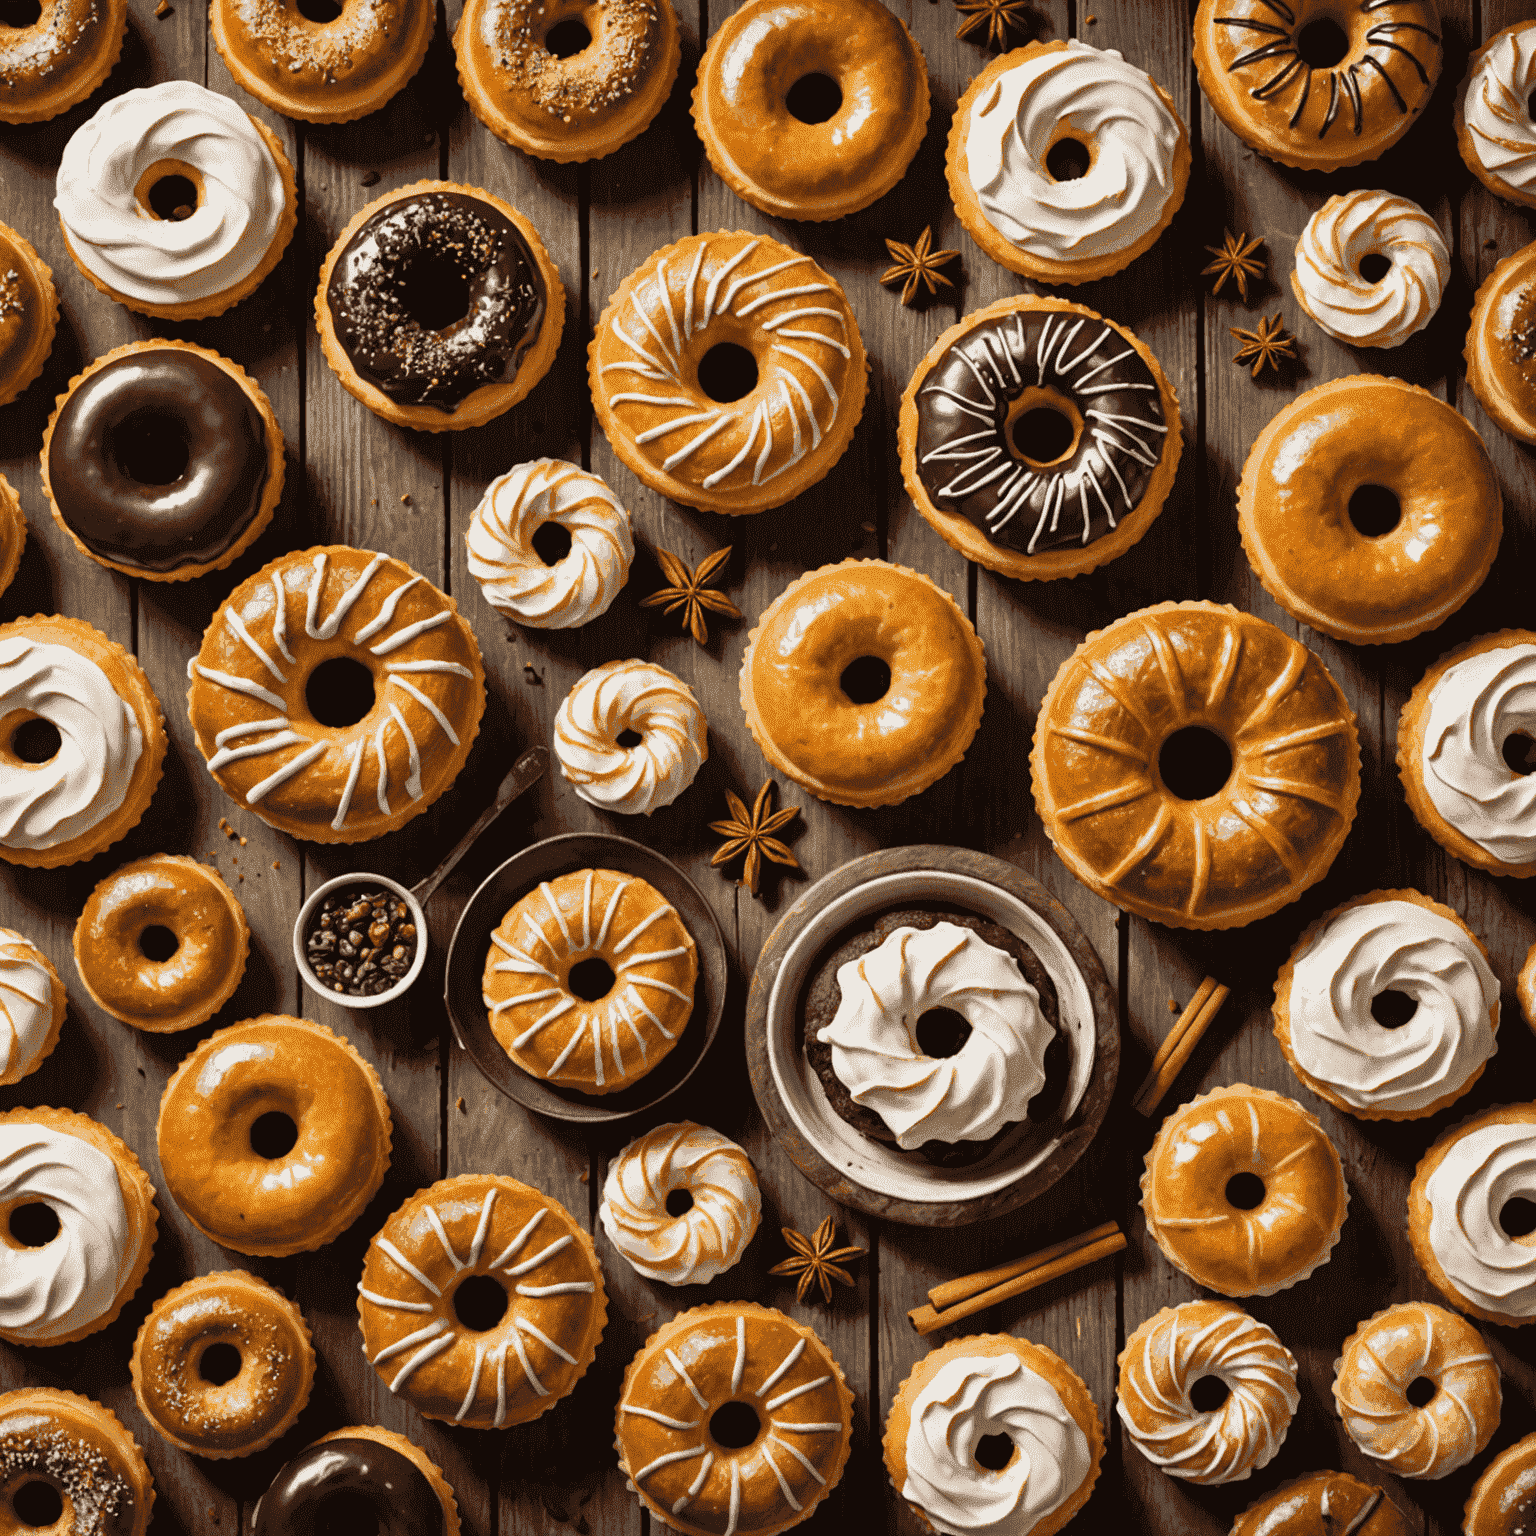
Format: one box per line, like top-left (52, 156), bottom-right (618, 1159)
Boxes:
top-left (410, 745), bottom-right (548, 908)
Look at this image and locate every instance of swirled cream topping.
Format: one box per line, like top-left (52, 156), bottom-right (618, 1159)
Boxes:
top-left (1425, 1120), bottom-right (1536, 1317)
top-left (1292, 191), bottom-right (1449, 349)
top-left (553, 658), bottom-right (706, 815)
top-left (964, 41), bottom-right (1182, 264)
top-left (1423, 642), bottom-right (1536, 865)
top-left (816, 923), bottom-right (1050, 1150)
top-left (599, 1121), bottom-right (760, 1285)
top-left (0, 1122), bottom-right (133, 1342)
top-left (0, 930), bottom-right (54, 1081)
top-left (466, 459), bottom-right (634, 630)
top-left (54, 80), bottom-right (285, 306)
top-left (0, 636), bottom-right (143, 853)
top-left (1287, 899), bottom-right (1498, 1114)
top-left (1464, 24), bottom-right (1536, 200)
top-left (903, 1352), bottom-right (1091, 1535)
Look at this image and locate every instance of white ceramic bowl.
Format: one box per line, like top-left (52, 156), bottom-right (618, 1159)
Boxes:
top-left (293, 871), bottom-right (428, 1009)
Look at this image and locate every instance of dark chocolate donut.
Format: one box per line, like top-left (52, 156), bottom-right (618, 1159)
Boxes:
top-left (252, 1437), bottom-right (444, 1536)
top-left (46, 348), bottom-right (270, 575)
top-left (325, 190), bottom-right (547, 411)
top-left (913, 306), bottom-right (1168, 557)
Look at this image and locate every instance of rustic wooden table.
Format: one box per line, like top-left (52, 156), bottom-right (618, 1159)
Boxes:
top-left (2, 0), bottom-right (1534, 1531)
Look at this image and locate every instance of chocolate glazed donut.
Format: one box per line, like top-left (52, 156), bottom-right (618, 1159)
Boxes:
top-left (252, 1438), bottom-right (443, 1536)
top-left (913, 308), bottom-right (1168, 557)
top-left (325, 190), bottom-right (546, 411)
top-left (47, 349), bottom-right (269, 574)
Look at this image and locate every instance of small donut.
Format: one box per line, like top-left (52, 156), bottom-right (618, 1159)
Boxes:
top-left (456, 0), bottom-right (682, 163)
top-left (1141, 1084), bottom-right (1349, 1297)
top-left (157, 1015), bottom-right (392, 1257)
top-left (465, 459), bottom-right (633, 629)
top-left (599, 1122), bottom-right (759, 1284)
top-left (1467, 239), bottom-right (1536, 447)
top-left (1333, 1301), bottom-right (1499, 1480)
top-left (1290, 191), bottom-right (1449, 349)
top-left (692, 0), bottom-right (929, 222)
top-left (0, 223), bottom-right (57, 407)
top-left (1457, 22), bottom-right (1536, 209)
top-left (42, 340), bottom-right (284, 582)
top-left (1238, 376), bottom-right (1501, 646)
top-left (0, 0), bottom-right (127, 123)
top-left (1231, 1471), bottom-right (1412, 1535)
top-left (741, 559), bottom-right (987, 809)
top-left (1465, 1431), bottom-right (1536, 1536)
top-left (0, 478), bottom-right (26, 601)
top-left (554, 659), bottom-right (706, 815)
top-left (316, 179), bottom-right (564, 433)
top-left (0, 927), bottom-right (64, 1085)
top-left (73, 854), bottom-right (250, 1034)
top-left (131, 1271), bottom-right (314, 1459)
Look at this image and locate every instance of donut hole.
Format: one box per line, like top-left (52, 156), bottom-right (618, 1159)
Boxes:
top-left (398, 254), bottom-right (471, 333)
top-left (532, 522), bottom-right (572, 566)
top-left (785, 73), bottom-right (843, 125)
top-left (1358, 252), bottom-right (1392, 284)
top-left (147, 173), bottom-right (198, 222)
top-left (1158, 726), bottom-right (1233, 802)
top-left (138, 924), bottom-right (179, 963)
top-left (1347, 483), bottom-right (1402, 538)
top-left (11, 1483), bottom-right (63, 1529)
top-left (616, 728), bottom-right (643, 750)
top-left (1297, 17), bottom-right (1349, 68)
top-left (1225, 1172), bottom-right (1266, 1211)
top-left (708, 1401), bottom-right (762, 1449)
top-left (665, 1188), bottom-right (695, 1217)
top-left (1045, 138), bottom-right (1091, 182)
top-left (305, 656), bottom-right (376, 729)
top-left (1503, 732), bottom-right (1536, 775)
top-left (544, 18), bottom-right (591, 56)
top-left (8, 1203), bottom-right (58, 1248)
top-left (1405, 1376), bottom-right (1437, 1408)
top-left (1011, 406), bottom-right (1077, 466)
top-left (296, 0), bottom-right (344, 21)
top-left (10, 718), bottom-right (60, 765)
top-left (1500, 1197), bottom-right (1536, 1238)
top-left (109, 410), bottom-right (190, 486)
top-left (1370, 989), bottom-right (1418, 1029)
top-left (840, 655), bottom-right (891, 705)
top-left (250, 1111), bottom-right (298, 1160)
top-left (1190, 1375), bottom-right (1231, 1413)
top-left (915, 1007), bottom-right (972, 1059)
top-left (452, 1274), bottom-right (509, 1332)
top-left (974, 1433), bottom-right (1016, 1471)
top-left (198, 1342), bottom-right (243, 1385)
top-left (697, 343), bottom-right (759, 403)
top-left (0, 0), bottom-right (44, 27)
top-left (568, 957), bottom-right (616, 1002)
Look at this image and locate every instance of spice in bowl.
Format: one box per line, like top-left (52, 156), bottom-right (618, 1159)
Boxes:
top-left (304, 888), bottom-right (417, 997)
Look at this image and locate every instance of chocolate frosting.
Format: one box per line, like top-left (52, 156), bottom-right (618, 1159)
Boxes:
top-left (252, 1438), bottom-right (443, 1536)
top-left (47, 348), bottom-right (269, 574)
top-left (325, 190), bottom-right (546, 411)
top-left (914, 307), bottom-right (1167, 557)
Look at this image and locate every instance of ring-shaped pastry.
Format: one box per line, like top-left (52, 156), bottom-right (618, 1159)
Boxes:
top-left (0, 224), bottom-right (56, 407)
top-left (1232, 1472), bottom-right (1411, 1535)
top-left (1465, 1431), bottom-right (1536, 1536)
top-left (1467, 239), bottom-right (1536, 447)
top-left (0, 0), bottom-right (127, 123)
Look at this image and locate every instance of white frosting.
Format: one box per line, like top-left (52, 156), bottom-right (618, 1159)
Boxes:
top-left (964, 41), bottom-right (1182, 264)
top-left (599, 1122), bottom-right (759, 1285)
top-left (553, 659), bottom-right (706, 815)
top-left (816, 923), bottom-right (1050, 1151)
top-left (1292, 191), bottom-right (1449, 349)
top-left (1422, 642), bottom-right (1536, 865)
top-left (0, 1122), bottom-right (134, 1342)
top-left (0, 637), bottom-right (143, 853)
top-left (1464, 24), bottom-right (1536, 199)
top-left (1287, 899), bottom-right (1498, 1114)
top-left (1425, 1120), bottom-right (1536, 1317)
top-left (466, 459), bottom-right (633, 630)
top-left (0, 930), bottom-right (54, 1081)
top-left (55, 81), bottom-right (286, 306)
top-left (903, 1353), bottom-right (1091, 1536)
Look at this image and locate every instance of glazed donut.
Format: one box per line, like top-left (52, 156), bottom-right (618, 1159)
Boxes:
top-left (456, 0), bottom-right (681, 162)
top-left (1031, 602), bottom-right (1360, 929)
top-left (0, 928), bottom-right (62, 1086)
top-left (0, 223), bottom-right (56, 407)
top-left (692, 0), bottom-right (929, 222)
top-left (465, 459), bottom-right (634, 629)
top-left (1467, 239), bottom-right (1536, 446)
top-left (1232, 1471), bottom-right (1411, 1535)
top-left (212, 0), bottom-right (434, 123)
top-left (1141, 1084), bottom-right (1349, 1297)
top-left (599, 1122), bottom-right (760, 1284)
top-left (590, 231), bottom-right (867, 514)
top-left (157, 1015), bottom-right (392, 1257)
top-left (0, 0), bottom-right (126, 123)
top-left (131, 1271), bottom-right (314, 1459)
top-left (43, 340), bottom-right (284, 582)
top-left (1458, 22), bottom-right (1536, 209)
top-left (73, 855), bottom-right (249, 1034)
top-left (554, 659), bottom-right (706, 815)
top-left (1193, 0), bottom-right (1442, 172)
top-left (1333, 1301), bottom-right (1499, 1479)
top-left (1464, 1431), bottom-right (1536, 1536)
top-left (740, 559), bottom-right (987, 809)
top-left (0, 481), bottom-right (21, 607)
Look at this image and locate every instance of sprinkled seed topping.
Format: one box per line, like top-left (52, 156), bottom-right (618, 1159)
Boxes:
top-left (485, 0), bottom-right (662, 119)
top-left (0, 1421), bottom-right (136, 1536)
top-left (0, 0), bottom-right (105, 90)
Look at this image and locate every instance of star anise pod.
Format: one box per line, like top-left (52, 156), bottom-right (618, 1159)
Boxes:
top-left (1201, 229), bottom-right (1266, 301)
top-left (954, 0), bottom-right (1032, 49)
top-left (769, 1217), bottom-right (866, 1304)
top-left (639, 545), bottom-right (741, 645)
top-left (709, 780), bottom-right (799, 896)
top-left (1230, 314), bottom-right (1296, 378)
top-left (881, 228), bottom-right (960, 307)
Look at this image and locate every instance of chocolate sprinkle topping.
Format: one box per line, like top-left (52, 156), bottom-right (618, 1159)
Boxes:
top-left (0, 1415), bottom-right (137, 1536)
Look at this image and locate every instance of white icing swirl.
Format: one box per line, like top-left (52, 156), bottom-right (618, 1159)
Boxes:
top-left (964, 40), bottom-right (1182, 265)
top-left (599, 1122), bottom-right (760, 1285)
top-left (1425, 1120), bottom-right (1536, 1317)
top-left (553, 659), bottom-right (706, 815)
top-left (0, 930), bottom-right (54, 1081)
top-left (1464, 24), bottom-right (1536, 200)
top-left (1422, 642), bottom-right (1536, 865)
top-left (466, 459), bottom-right (634, 630)
top-left (0, 637), bottom-right (143, 853)
top-left (903, 1352), bottom-right (1091, 1535)
top-left (1287, 899), bottom-right (1498, 1114)
top-left (815, 923), bottom-right (1050, 1150)
top-left (1292, 191), bottom-right (1449, 349)
top-left (0, 1122), bottom-right (133, 1342)
top-left (54, 81), bottom-right (286, 306)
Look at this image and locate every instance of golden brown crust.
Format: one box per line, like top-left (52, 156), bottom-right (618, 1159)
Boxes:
top-left (1521, 942), bottom-right (1536, 1034)
top-left (1466, 240), bottom-right (1536, 447)
top-left (1456, 24), bottom-right (1536, 210)
top-left (1230, 1470), bottom-right (1412, 1536)
top-left (0, 927), bottom-right (65, 1087)
top-left (310, 1426), bottom-right (462, 1536)
top-left (1465, 1430), bottom-right (1536, 1536)
top-left (0, 225), bottom-right (57, 407)
top-left (0, 478), bottom-right (27, 603)
top-left (0, 0), bottom-right (128, 124)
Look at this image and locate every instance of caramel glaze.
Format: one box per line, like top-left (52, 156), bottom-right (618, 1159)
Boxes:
top-left (1233, 1471), bottom-right (1411, 1536)
top-left (0, 256), bottom-right (47, 395)
top-left (253, 1438), bottom-right (442, 1536)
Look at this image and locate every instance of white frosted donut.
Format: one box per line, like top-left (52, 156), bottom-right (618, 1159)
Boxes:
top-left (0, 930), bottom-right (60, 1084)
top-left (1461, 22), bottom-right (1536, 206)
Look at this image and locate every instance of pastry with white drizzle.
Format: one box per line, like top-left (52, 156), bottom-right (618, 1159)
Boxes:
top-left (187, 545), bottom-right (485, 844)
top-left (357, 1173), bottom-right (606, 1429)
top-left (1230, 1470), bottom-right (1412, 1535)
top-left (615, 1300), bottom-right (854, 1536)
top-left (1457, 20), bottom-right (1536, 208)
top-left (590, 231), bottom-right (867, 514)
top-left (0, 927), bottom-right (64, 1085)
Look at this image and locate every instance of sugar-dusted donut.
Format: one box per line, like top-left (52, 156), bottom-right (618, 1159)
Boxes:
top-left (0, 0), bottom-right (126, 122)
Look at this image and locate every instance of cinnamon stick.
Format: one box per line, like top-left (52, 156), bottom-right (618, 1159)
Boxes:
top-left (926, 1221), bottom-right (1121, 1311)
top-left (1133, 977), bottom-right (1229, 1117)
